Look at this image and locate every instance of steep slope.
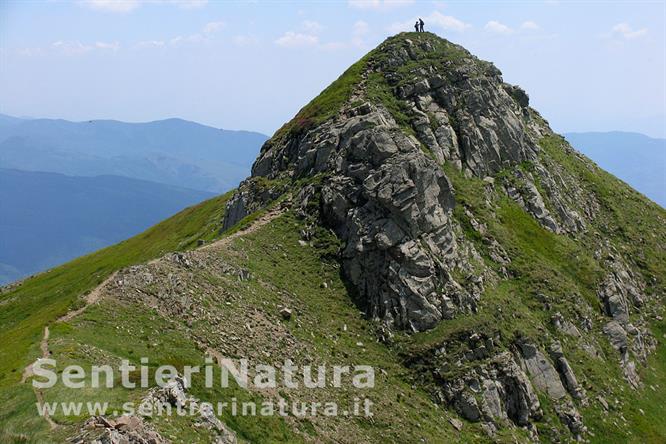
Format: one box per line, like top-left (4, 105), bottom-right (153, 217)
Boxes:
top-left (1, 33), bottom-right (665, 443)
top-left (564, 131), bottom-right (666, 207)
top-left (0, 169), bottom-right (214, 285)
top-left (0, 116), bottom-right (268, 193)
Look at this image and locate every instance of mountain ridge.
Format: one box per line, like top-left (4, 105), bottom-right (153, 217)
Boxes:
top-left (1, 32), bottom-right (664, 443)
top-left (0, 115), bottom-right (268, 193)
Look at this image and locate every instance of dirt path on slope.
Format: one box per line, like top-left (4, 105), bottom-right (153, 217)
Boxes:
top-left (20, 206), bottom-right (286, 429)
top-left (201, 206), bottom-right (286, 253)
top-left (58, 272), bottom-right (117, 324)
top-left (21, 326), bottom-right (50, 383)
top-left (21, 326), bottom-right (57, 429)
top-left (21, 271), bottom-right (118, 430)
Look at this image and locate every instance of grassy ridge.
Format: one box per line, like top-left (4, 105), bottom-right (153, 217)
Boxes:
top-left (3, 210), bottom-right (490, 443)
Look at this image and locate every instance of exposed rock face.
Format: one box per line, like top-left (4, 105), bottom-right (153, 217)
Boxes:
top-left (226, 37), bottom-right (541, 331)
top-left (548, 342), bottom-right (585, 400)
top-left (598, 254), bottom-right (645, 323)
top-left (230, 100), bottom-right (484, 331)
top-left (518, 342), bottom-right (567, 400)
top-left (438, 351), bottom-right (542, 427)
top-left (393, 62), bottom-right (538, 178)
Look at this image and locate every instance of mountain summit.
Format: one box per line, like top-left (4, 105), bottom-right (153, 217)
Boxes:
top-left (2, 33), bottom-right (665, 443)
top-left (222, 31), bottom-right (665, 438)
top-left (226, 32), bottom-right (560, 332)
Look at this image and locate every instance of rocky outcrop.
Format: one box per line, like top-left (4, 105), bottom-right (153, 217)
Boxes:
top-left (230, 99), bottom-right (489, 331)
top-left (70, 377), bottom-right (237, 444)
top-left (222, 177), bottom-right (289, 232)
top-left (518, 342), bottom-right (567, 400)
top-left (406, 332), bottom-right (591, 437)
top-left (69, 415), bottom-right (169, 444)
top-left (603, 320), bottom-right (641, 389)
top-left (597, 254), bottom-right (645, 323)
top-left (146, 378), bottom-right (237, 444)
top-left (548, 342), bottom-right (585, 400)
top-left (222, 34), bottom-right (604, 332)
top-left (506, 179), bottom-right (560, 233)
top-left (438, 351), bottom-right (542, 428)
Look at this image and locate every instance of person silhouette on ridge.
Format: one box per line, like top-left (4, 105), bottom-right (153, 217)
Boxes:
top-left (419, 18), bottom-right (424, 32)
top-left (414, 21), bottom-right (419, 32)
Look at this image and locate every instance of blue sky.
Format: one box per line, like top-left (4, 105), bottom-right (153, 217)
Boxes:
top-left (1, 0), bottom-right (664, 137)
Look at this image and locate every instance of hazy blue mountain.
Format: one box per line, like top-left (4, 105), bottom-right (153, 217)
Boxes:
top-left (0, 169), bottom-right (214, 285)
top-left (0, 114), bottom-right (25, 127)
top-left (564, 131), bottom-right (665, 207)
top-left (0, 114), bottom-right (268, 193)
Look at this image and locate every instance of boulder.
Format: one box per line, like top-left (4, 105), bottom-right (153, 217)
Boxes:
top-left (518, 342), bottom-right (567, 400)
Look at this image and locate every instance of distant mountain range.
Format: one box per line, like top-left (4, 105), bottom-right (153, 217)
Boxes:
top-left (0, 114), bottom-right (268, 193)
top-left (0, 169), bottom-right (215, 284)
top-left (564, 131), bottom-right (665, 207)
top-left (0, 114), bottom-right (268, 285)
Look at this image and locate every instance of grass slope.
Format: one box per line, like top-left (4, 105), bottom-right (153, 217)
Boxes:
top-left (2, 209), bottom-right (505, 443)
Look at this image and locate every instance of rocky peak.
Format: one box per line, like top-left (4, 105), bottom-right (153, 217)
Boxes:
top-left (221, 38), bottom-right (664, 437)
top-left (224, 32), bottom-right (570, 331)
top-left (253, 32), bottom-right (540, 180)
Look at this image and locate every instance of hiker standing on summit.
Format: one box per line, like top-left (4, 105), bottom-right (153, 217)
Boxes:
top-left (414, 20), bottom-right (419, 32)
top-left (419, 18), bottom-right (424, 32)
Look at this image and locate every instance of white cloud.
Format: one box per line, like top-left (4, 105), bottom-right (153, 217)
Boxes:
top-left (321, 41), bottom-right (348, 51)
top-left (274, 32), bottom-right (319, 48)
top-left (388, 11), bottom-right (470, 34)
top-left (169, 33), bottom-right (208, 45)
top-left (203, 21), bottom-right (225, 34)
top-left (95, 41), bottom-right (120, 51)
top-left (485, 20), bottom-right (513, 35)
top-left (52, 40), bottom-right (93, 55)
top-left (16, 47), bottom-right (44, 57)
top-left (170, 34), bottom-right (205, 45)
top-left (348, 0), bottom-right (414, 11)
top-left (353, 20), bottom-right (370, 36)
top-left (428, 11), bottom-right (470, 32)
top-left (302, 20), bottom-right (324, 34)
top-left (81, 0), bottom-right (140, 13)
top-left (387, 19), bottom-right (414, 33)
top-left (521, 21), bottom-right (539, 30)
top-left (611, 23), bottom-right (647, 40)
top-left (167, 21), bottom-right (224, 47)
top-left (134, 40), bottom-right (166, 49)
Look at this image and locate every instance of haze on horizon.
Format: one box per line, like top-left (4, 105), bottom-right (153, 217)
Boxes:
top-left (0, 0), bottom-right (664, 138)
